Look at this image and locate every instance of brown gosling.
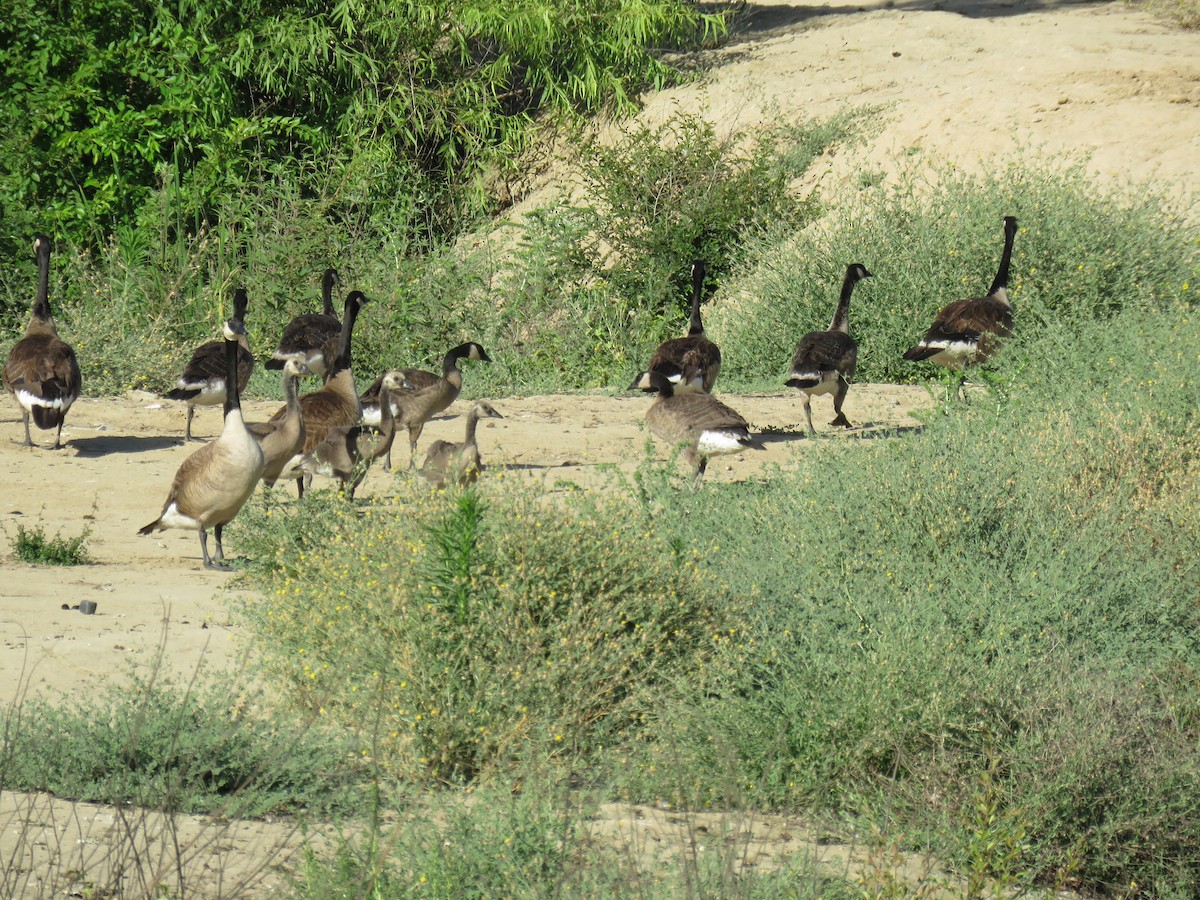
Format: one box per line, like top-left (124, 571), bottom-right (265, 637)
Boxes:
top-left (268, 289), bottom-right (370, 498)
top-left (903, 216), bottom-right (1018, 371)
top-left (645, 259), bottom-right (721, 393)
top-left (308, 371), bottom-right (404, 499)
top-left (419, 400), bottom-right (504, 489)
top-left (785, 263), bottom-right (872, 434)
top-left (246, 357), bottom-right (310, 489)
top-left (3, 234), bottom-right (81, 450)
top-left (166, 287), bottom-right (255, 441)
top-left (139, 315), bottom-right (265, 570)
top-left (265, 267), bottom-right (341, 377)
top-left (631, 370), bottom-right (763, 484)
top-left (361, 341), bottom-right (491, 471)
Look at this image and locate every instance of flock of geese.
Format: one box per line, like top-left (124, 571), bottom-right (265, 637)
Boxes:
top-left (3, 216), bottom-right (1017, 569)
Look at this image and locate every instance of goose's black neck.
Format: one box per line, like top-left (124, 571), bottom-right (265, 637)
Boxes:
top-left (686, 260), bottom-right (707, 337)
top-left (988, 216), bottom-right (1018, 297)
top-left (830, 264), bottom-right (870, 333)
top-left (32, 235), bottom-right (52, 322)
top-left (331, 292), bottom-right (363, 375)
top-left (224, 324), bottom-right (243, 417)
top-left (232, 288), bottom-right (249, 323)
top-left (321, 268), bottom-right (338, 316)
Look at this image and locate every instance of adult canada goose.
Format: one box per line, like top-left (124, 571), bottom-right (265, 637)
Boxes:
top-left (246, 357), bottom-right (310, 489)
top-left (785, 263), bottom-right (872, 434)
top-left (307, 371), bottom-right (404, 499)
top-left (265, 268), bottom-right (341, 376)
top-left (419, 400), bottom-right (504, 489)
top-left (268, 289), bottom-right (370, 497)
top-left (631, 370), bottom-right (763, 483)
top-left (3, 234), bottom-right (81, 450)
top-left (903, 216), bottom-right (1018, 370)
top-left (139, 315), bottom-right (265, 570)
top-left (166, 288), bottom-right (255, 441)
top-left (363, 341), bottom-right (492, 471)
top-left (645, 260), bottom-right (721, 393)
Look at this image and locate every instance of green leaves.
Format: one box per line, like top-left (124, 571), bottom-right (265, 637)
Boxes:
top-left (1, 0), bottom-right (723, 257)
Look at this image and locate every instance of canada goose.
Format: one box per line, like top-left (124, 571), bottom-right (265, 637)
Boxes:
top-left (246, 357), bottom-right (310, 489)
top-left (307, 371), bottom-right (404, 499)
top-left (363, 341), bottom-right (492, 471)
top-left (645, 260), bottom-right (721, 393)
top-left (631, 370), bottom-right (763, 483)
top-left (265, 268), bottom-right (341, 376)
top-left (419, 400), bottom-right (504, 488)
top-left (166, 288), bottom-right (255, 441)
top-left (785, 263), bottom-right (872, 434)
top-left (268, 289), bottom-right (370, 497)
top-left (3, 234), bottom-right (81, 450)
top-left (139, 315), bottom-right (265, 570)
top-left (903, 216), bottom-right (1018, 370)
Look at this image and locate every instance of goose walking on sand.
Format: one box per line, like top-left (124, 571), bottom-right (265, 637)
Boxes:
top-left (3, 235), bottom-right (81, 450)
top-left (786, 263), bottom-right (872, 434)
top-left (644, 260), bottom-right (721, 394)
top-left (166, 288), bottom-right (255, 441)
top-left (265, 268), bottom-right (341, 377)
top-left (268, 290), bottom-right (371, 497)
top-left (139, 314), bottom-right (265, 570)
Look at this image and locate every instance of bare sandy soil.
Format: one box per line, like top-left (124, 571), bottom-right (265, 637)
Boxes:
top-left (2, 0), bottom-right (1196, 895)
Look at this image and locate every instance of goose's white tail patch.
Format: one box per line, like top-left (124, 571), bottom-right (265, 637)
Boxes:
top-left (14, 388), bottom-right (75, 412)
top-left (158, 503), bottom-right (202, 531)
top-left (921, 340), bottom-right (978, 370)
top-left (697, 430), bottom-right (751, 456)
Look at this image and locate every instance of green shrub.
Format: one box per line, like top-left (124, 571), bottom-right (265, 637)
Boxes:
top-left (617, 300), bottom-right (1200, 892)
top-left (574, 111), bottom-right (841, 295)
top-left (235, 480), bottom-right (734, 784)
top-left (11, 520), bottom-right (90, 566)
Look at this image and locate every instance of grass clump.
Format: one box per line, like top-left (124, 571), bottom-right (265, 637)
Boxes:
top-left (1127, 0), bottom-right (1200, 28)
top-left (235, 482), bottom-right (734, 785)
top-left (11, 520), bottom-right (90, 566)
top-left (0, 671), bottom-right (368, 819)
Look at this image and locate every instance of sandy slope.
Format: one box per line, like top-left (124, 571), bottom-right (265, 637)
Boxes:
top-left (1, 1), bottom-right (1196, 895)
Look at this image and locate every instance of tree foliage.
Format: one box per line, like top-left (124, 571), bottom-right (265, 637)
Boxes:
top-left (0, 0), bottom-right (723, 257)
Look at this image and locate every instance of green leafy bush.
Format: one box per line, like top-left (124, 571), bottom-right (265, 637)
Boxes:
top-left (0, 0), bottom-right (723, 258)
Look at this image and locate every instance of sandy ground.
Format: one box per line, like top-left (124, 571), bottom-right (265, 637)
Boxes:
top-left (2, 0), bottom-right (1196, 895)
top-left (0, 385), bottom-right (930, 700)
